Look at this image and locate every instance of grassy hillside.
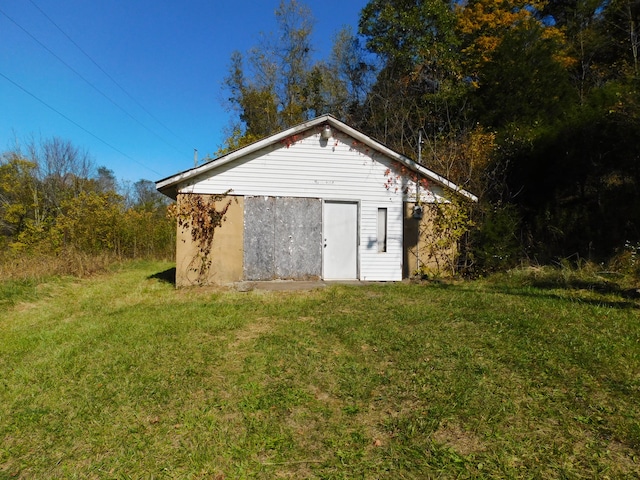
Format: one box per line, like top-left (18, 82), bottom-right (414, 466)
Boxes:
top-left (1, 262), bottom-right (639, 478)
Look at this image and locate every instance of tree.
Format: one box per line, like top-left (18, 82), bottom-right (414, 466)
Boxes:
top-left (0, 153), bottom-right (39, 245)
top-left (473, 21), bottom-right (577, 128)
top-left (275, 0), bottom-right (315, 123)
top-left (224, 50), bottom-right (279, 145)
top-left (359, 0), bottom-right (477, 192)
top-left (51, 190), bottom-right (123, 255)
top-left (0, 136), bottom-right (176, 261)
top-left (131, 179), bottom-right (170, 212)
top-left (94, 166), bottom-right (118, 194)
top-left (222, 0), bottom-right (317, 150)
top-left (599, 0), bottom-right (640, 77)
top-left (541, 0), bottom-right (608, 101)
top-left (456, 0), bottom-right (570, 73)
top-left (20, 136), bottom-right (95, 222)
top-left (326, 26), bottom-right (376, 121)
top-left (359, 0), bottom-right (459, 71)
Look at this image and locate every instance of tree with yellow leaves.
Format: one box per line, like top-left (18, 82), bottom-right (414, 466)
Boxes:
top-left (456, 0), bottom-right (574, 80)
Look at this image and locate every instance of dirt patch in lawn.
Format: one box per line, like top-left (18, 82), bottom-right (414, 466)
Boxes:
top-left (433, 422), bottom-right (486, 456)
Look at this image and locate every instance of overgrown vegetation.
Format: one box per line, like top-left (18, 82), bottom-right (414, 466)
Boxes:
top-left (0, 137), bottom-right (174, 278)
top-left (2, 261), bottom-right (640, 478)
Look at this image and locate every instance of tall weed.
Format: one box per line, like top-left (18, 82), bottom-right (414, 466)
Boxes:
top-left (1, 250), bottom-right (123, 280)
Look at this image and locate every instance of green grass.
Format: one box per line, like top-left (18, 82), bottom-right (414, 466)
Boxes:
top-left (1, 261), bottom-right (640, 478)
top-left (0, 279), bottom-right (40, 311)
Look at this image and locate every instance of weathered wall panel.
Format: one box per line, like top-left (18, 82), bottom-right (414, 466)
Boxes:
top-left (243, 196), bottom-right (275, 280)
top-left (244, 196), bottom-right (322, 280)
top-left (176, 195), bottom-right (244, 287)
top-left (403, 202), bottom-right (457, 277)
top-left (275, 197), bottom-right (322, 279)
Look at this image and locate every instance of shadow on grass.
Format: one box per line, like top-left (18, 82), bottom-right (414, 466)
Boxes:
top-left (424, 275), bottom-right (640, 310)
top-left (529, 278), bottom-right (635, 295)
top-left (149, 267), bottom-right (176, 286)
top-left (486, 282), bottom-right (640, 310)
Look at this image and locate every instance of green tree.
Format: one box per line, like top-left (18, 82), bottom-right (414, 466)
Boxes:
top-left (359, 0), bottom-right (479, 193)
top-left (359, 0), bottom-right (459, 71)
top-left (26, 136), bottom-right (94, 218)
top-left (326, 26), bottom-right (376, 121)
top-left (51, 191), bottom-right (123, 255)
top-left (0, 153), bottom-right (39, 246)
top-left (130, 179), bottom-right (170, 212)
top-left (275, 0), bottom-right (315, 123)
top-left (118, 178), bottom-right (174, 258)
top-left (224, 50), bottom-right (279, 145)
top-left (540, 0), bottom-right (608, 100)
top-left (94, 166), bottom-right (118, 194)
top-left (473, 21), bottom-right (577, 128)
top-left (600, 0), bottom-right (640, 77)
top-left (222, 0), bottom-right (317, 150)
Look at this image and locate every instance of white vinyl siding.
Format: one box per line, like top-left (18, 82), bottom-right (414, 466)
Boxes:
top-left (360, 202), bottom-right (403, 281)
top-left (182, 131), bottom-right (448, 204)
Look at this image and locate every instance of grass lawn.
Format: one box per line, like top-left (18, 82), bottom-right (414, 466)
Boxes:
top-left (1, 261), bottom-right (640, 478)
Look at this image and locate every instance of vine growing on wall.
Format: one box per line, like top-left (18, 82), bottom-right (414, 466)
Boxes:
top-left (383, 161), bottom-right (429, 195)
top-left (280, 134), bottom-right (301, 148)
top-left (418, 196), bottom-right (474, 277)
top-left (167, 191), bottom-right (234, 282)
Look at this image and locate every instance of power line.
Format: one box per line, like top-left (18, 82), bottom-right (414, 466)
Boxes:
top-left (0, 5), bottom-right (186, 158)
top-left (0, 70), bottom-right (162, 177)
top-left (28, 0), bottom-right (194, 151)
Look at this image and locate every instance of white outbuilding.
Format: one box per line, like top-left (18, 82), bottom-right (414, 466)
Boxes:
top-left (156, 114), bottom-right (477, 286)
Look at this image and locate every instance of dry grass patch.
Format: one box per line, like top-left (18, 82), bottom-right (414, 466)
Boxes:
top-left (432, 421), bottom-right (486, 456)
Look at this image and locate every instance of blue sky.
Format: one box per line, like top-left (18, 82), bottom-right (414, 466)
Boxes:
top-left (0, 0), bottom-right (369, 184)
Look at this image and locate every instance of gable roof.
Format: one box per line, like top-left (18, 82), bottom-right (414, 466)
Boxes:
top-left (156, 114), bottom-right (478, 202)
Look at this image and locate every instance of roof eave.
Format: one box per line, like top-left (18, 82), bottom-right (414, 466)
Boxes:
top-left (156, 115), bottom-right (336, 200)
top-left (156, 114), bottom-right (478, 203)
top-left (325, 118), bottom-right (478, 202)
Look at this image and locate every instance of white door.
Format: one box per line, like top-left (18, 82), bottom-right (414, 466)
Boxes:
top-left (323, 201), bottom-right (358, 280)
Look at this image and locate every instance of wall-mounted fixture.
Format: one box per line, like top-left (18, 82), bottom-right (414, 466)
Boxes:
top-left (320, 125), bottom-right (332, 140)
top-left (412, 204), bottom-right (423, 219)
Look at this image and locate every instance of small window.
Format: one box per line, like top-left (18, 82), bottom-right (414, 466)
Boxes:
top-left (377, 208), bottom-right (387, 253)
